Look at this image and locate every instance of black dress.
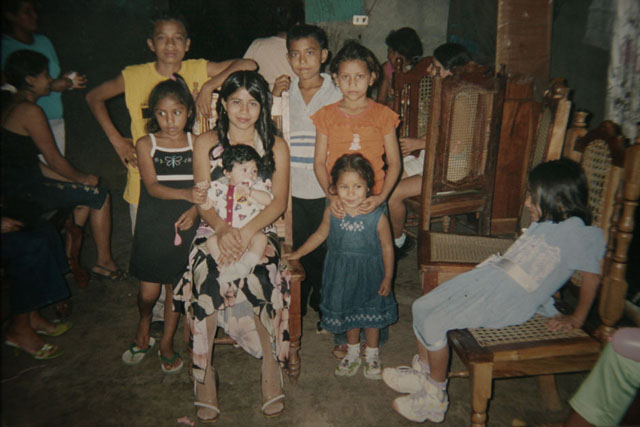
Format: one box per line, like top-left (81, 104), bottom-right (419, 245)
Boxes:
top-left (129, 133), bottom-right (197, 284)
top-left (1, 128), bottom-right (108, 226)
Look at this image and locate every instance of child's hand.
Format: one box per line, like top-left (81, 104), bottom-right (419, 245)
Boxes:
top-left (176, 207), bottom-right (198, 231)
top-left (196, 88), bottom-right (214, 119)
top-left (235, 182), bottom-right (251, 197)
top-left (357, 195), bottom-right (384, 215)
top-left (272, 74), bottom-right (292, 97)
top-left (399, 137), bottom-right (425, 157)
top-left (378, 278), bottom-right (392, 296)
top-left (328, 196), bottom-right (346, 219)
top-left (546, 314), bottom-right (583, 332)
top-left (190, 184), bottom-right (208, 205)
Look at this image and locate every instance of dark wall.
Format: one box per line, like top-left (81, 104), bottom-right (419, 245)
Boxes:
top-left (30, 0), bottom-right (292, 186)
top-left (550, 0), bottom-right (609, 128)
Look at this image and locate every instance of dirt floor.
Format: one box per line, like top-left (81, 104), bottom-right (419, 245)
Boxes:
top-left (1, 3), bottom-right (590, 425)
top-left (1, 176), bottom-right (587, 426)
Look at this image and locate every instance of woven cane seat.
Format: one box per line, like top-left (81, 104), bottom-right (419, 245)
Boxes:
top-left (468, 314), bottom-right (589, 347)
top-left (428, 232), bottom-right (514, 264)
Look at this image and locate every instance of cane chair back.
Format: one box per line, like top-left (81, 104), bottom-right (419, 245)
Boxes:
top-left (418, 80), bottom-right (571, 292)
top-left (417, 63), bottom-right (505, 236)
top-left (205, 91), bottom-right (305, 384)
top-left (392, 56), bottom-right (438, 140)
top-left (445, 124), bottom-right (635, 427)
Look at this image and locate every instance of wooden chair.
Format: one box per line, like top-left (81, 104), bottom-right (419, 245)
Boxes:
top-left (391, 56), bottom-right (437, 140)
top-left (198, 92), bottom-right (305, 384)
top-left (445, 123), bottom-right (635, 426)
top-left (417, 63), bottom-right (505, 236)
top-left (418, 79), bottom-right (573, 292)
top-left (491, 78), bottom-right (571, 234)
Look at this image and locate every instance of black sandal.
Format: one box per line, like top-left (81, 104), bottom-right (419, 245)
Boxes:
top-left (91, 264), bottom-right (128, 281)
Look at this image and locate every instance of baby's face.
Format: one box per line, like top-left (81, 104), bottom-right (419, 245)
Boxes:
top-left (225, 160), bottom-right (258, 186)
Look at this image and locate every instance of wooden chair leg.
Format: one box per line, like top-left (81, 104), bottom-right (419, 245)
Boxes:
top-left (286, 277), bottom-right (302, 384)
top-left (538, 374), bottom-right (563, 411)
top-left (470, 362), bottom-right (493, 427)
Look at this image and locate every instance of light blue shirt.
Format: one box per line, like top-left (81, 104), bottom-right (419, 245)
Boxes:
top-left (289, 73), bottom-right (342, 199)
top-left (2, 33), bottom-right (63, 120)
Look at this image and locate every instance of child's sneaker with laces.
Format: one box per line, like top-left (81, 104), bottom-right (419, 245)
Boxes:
top-left (335, 354), bottom-right (361, 377)
top-left (392, 381), bottom-right (449, 423)
top-left (363, 353), bottom-right (382, 380)
top-left (382, 354), bottom-right (429, 393)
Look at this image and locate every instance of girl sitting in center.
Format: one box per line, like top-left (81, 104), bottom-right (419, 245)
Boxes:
top-left (198, 144), bottom-right (273, 284)
top-left (289, 153), bottom-right (397, 379)
top-left (383, 159), bottom-right (606, 423)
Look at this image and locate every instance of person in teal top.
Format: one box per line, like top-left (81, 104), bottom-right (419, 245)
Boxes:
top-left (2, 0), bottom-right (87, 156)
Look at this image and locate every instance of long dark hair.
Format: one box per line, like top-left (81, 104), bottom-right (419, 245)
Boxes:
top-left (385, 27), bottom-right (423, 66)
top-left (215, 70), bottom-right (279, 179)
top-left (145, 73), bottom-right (195, 133)
top-left (329, 153), bottom-right (375, 197)
top-left (528, 158), bottom-right (592, 225)
top-left (4, 49), bottom-right (48, 90)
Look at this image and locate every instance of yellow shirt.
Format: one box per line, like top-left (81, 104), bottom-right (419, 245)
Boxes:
top-left (121, 59), bottom-right (208, 204)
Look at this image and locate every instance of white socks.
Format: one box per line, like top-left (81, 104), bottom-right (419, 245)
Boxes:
top-left (218, 252), bottom-right (260, 283)
top-left (346, 343), bottom-right (360, 360)
top-left (364, 346), bottom-right (379, 360)
top-left (394, 233), bottom-right (407, 247)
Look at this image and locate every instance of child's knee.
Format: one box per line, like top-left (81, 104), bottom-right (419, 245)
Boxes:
top-left (138, 283), bottom-right (161, 306)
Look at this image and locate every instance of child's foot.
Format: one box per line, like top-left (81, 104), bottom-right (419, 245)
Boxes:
top-left (382, 354), bottom-right (430, 393)
top-left (392, 382), bottom-right (449, 423)
top-left (363, 348), bottom-right (382, 380)
top-left (335, 353), bottom-right (362, 377)
top-left (158, 350), bottom-right (184, 374)
top-left (261, 360), bottom-right (284, 417)
top-left (218, 261), bottom-right (252, 283)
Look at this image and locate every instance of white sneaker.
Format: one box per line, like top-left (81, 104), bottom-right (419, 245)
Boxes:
top-left (392, 382), bottom-right (449, 423)
top-left (382, 355), bottom-right (429, 393)
top-left (335, 355), bottom-right (362, 377)
top-left (363, 353), bottom-right (382, 380)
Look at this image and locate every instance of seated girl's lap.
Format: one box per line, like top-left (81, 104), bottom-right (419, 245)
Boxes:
top-left (13, 177), bottom-right (108, 212)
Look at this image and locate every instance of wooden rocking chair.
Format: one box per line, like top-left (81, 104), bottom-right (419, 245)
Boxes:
top-left (445, 123), bottom-right (636, 426)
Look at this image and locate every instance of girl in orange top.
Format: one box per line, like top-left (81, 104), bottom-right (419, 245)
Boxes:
top-left (312, 41), bottom-right (401, 218)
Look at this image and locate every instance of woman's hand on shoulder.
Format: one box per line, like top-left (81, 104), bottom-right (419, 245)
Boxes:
top-left (357, 194), bottom-right (383, 215)
top-left (328, 195), bottom-right (346, 219)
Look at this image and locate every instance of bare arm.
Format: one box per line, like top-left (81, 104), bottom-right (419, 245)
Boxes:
top-left (196, 59), bottom-right (258, 117)
top-left (249, 188), bottom-right (273, 206)
top-left (136, 137), bottom-right (203, 203)
top-left (22, 104), bottom-right (92, 184)
top-left (377, 212), bottom-right (394, 296)
top-left (313, 132), bottom-right (345, 218)
top-left (288, 208), bottom-right (331, 260)
top-left (358, 130), bottom-right (402, 214)
top-left (85, 74), bottom-right (136, 167)
top-left (547, 271), bottom-right (600, 331)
